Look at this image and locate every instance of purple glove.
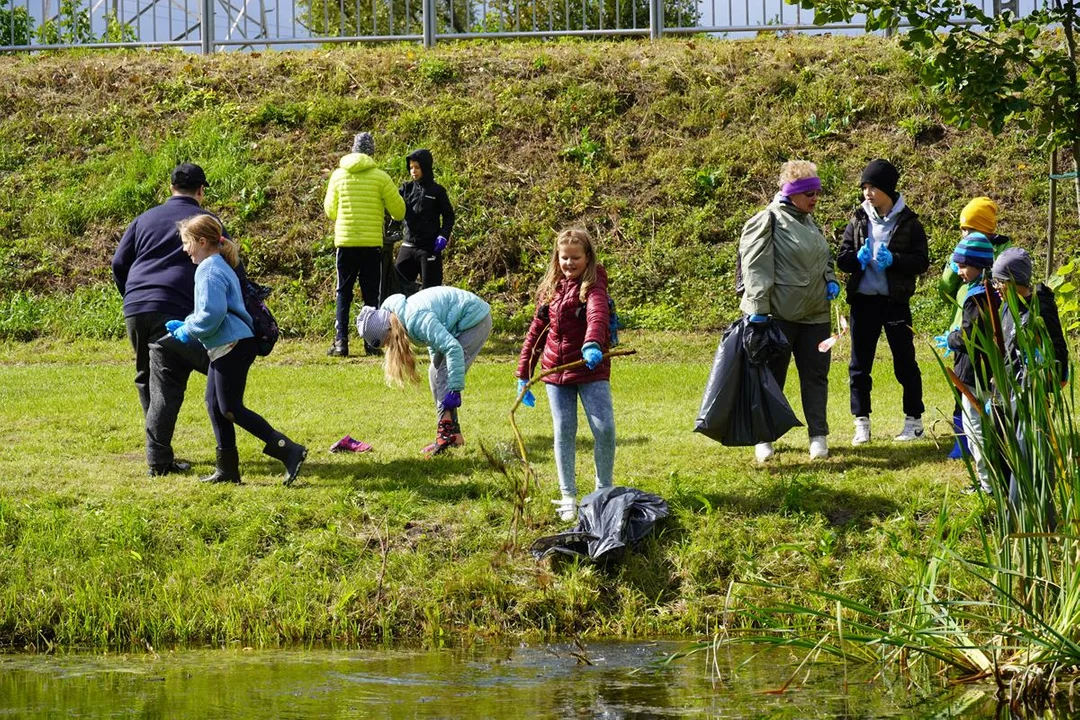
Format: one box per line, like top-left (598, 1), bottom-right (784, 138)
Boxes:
top-left (434, 235), bottom-right (449, 253)
top-left (442, 390), bottom-right (461, 410)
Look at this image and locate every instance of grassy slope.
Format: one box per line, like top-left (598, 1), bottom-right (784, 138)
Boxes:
top-left (1, 37), bottom-right (1075, 340)
top-left (0, 334), bottom-right (981, 650)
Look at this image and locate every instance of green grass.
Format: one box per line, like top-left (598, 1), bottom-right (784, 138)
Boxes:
top-left (1, 37), bottom-right (1076, 339)
top-left (0, 332), bottom-right (983, 650)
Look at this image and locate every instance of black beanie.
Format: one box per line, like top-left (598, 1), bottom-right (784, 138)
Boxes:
top-left (860, 159), bottom-right (900, 200)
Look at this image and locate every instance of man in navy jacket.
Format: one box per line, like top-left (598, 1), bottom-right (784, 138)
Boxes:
top-left (112, 163), bottom-right (220, 476)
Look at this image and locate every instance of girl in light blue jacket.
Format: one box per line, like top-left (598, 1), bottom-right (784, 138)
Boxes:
top-left (167, 214), bottom-right (307, 485)
top-left (357, 286), bottom-right (492, 456)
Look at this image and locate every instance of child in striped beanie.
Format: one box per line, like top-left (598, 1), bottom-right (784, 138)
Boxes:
top-left (935, 231), bottom-right (1000, 493)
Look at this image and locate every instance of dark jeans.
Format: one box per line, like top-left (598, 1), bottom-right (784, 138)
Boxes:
top-left (125, 312), bottom-right (209, 467)
top-left (768, 318), bottom-right (831, 438)
top-left (205, 337), bottom-right (276, 449)
top-left (395, 243), bottom-right (443, 291)
top-left (335, 246), bottom-right (382, 341)
top-left (848, 294), bottom-right (924, 418)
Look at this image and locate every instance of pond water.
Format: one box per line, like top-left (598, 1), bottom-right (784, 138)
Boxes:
top-left (0, 641), bottom-right (998, 718)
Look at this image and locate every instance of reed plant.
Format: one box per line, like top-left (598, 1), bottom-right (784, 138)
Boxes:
top-left (703, 283), bottom-right (1080, 702)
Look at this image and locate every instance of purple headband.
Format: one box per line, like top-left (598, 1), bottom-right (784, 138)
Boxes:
top-left (782, 176), bottom-right (822, 197)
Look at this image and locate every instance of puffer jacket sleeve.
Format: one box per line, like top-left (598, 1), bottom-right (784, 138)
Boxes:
top-left (890, 215), bottom-right (930, 275)
top-left (438, 186), bottom-right (455, 239)
top-left (413, 310), bottom-right (467, 391)
top-left (836, 213), bottom-right (862, 275)
top-left (583, 283), bottom-right (610, 348)
top-left (323, 169), bottom-right (342, 221)
top-left (738, 209), bottom-right (775, 316)
top-left (383, 174), bottom-right (406, 222)
top-left (516, 306), bottom-right (549, 379)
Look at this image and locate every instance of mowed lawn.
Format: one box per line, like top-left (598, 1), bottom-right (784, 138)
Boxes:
top-left (0, 331), bottom-right (974, 650)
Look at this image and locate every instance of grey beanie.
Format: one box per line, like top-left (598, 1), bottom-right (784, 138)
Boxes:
top-left (356, 305), bottom-right (392, 349)
top-left (351, 132), bottom-right (374, 156)
top-left (992, 247), bottom-right (1033, 287)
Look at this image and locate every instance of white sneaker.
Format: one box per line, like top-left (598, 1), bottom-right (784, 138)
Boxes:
top-left (755, 442), bottom-right (775, 463)
top-left (809, 436), bottom-right (828, 460)
top-left (852, 416), bottom-right (871, 446)
top-left (551, 496), bottom-right (577, 522)
top-left (894, 416), bottom-right (924, 442)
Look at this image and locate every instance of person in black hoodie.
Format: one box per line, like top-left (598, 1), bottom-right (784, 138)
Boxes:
top-left (836, 160), bottom-right (930, 447)
top-left (394, 149), bottom-right (455, 292)
top-left (112, 163), bottom-right (219, 477)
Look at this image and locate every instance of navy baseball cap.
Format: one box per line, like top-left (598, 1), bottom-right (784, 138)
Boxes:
top-left (171, 163), bottom-right (209, 190)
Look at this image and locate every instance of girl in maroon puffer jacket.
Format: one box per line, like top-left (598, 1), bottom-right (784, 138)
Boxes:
top-left (516, 228), bottom-right (615, 521)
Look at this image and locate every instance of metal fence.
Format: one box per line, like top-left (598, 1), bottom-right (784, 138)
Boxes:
top-left (0, 0), bottom-right (1040, 52)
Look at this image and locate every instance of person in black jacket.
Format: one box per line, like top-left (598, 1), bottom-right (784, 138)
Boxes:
top-left (935, 233), bottom-right (1000, 494)
top-left (112, 163), bottom-right (220, 477)
top-left (836, 160), bottom-right (930, 446)
top-left (394, 149), bottom-right (455, 292)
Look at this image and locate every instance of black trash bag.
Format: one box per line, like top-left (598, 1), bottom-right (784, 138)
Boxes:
top-left (694, 317), bottom-right (801, 446)
top-left (530, 487), bottom-right (669, 562)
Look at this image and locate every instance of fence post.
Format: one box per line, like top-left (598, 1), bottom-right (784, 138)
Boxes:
top-left (201, 0), bottom-right (215, 53)
top-left (649, 0), bottom-right (663, 39)
top-left (422, 0), bottom-right (436, 47)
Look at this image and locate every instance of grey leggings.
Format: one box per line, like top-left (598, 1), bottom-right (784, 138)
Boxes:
top-left (428, 313), bottom-right (493, 423)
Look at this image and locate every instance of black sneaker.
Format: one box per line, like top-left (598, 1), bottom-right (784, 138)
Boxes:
top-left (327, 339), bottom-right (349, 357)
top-left (148, 460), bottom-right (192, 477)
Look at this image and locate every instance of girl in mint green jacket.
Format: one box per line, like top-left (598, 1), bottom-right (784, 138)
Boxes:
top-left (356, 286), bottom-right (492, 456)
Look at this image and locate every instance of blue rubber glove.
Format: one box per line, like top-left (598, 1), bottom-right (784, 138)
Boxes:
top-left (582, 342), bottom-right (603, 370)
top-left (516, 379), bottom-right (535, 408)
top-left (856, 244), bottom-right (873, 270)
top-left (166, 320), bottom-right (191, 344)
top-left (950, 261), bottom-right (960, 274)
top-left (874, 244), bottom-right (894, 269)
top-left (748, 314), bottom-right (768, 323)
top-left (826, 281), bottom-right (840, 301)
top-left (434, 236), bottom-right (449, 253)
top-left (441, 390), bottom-right (461, 410)
top-left (934, 334), bottom-right (952, 358)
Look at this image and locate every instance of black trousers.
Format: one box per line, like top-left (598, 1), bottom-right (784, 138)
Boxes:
top-left (395, 243), bottom-right (443, 291)
top-left (847, 294), bottom-right (924, 418)
top-left (768, 318), bottom-right (831, 438)
top-left (205, 337), bottom-right (276, 449)
top-left (125, 312), bottom-right (208, 467)
top-left (334, 246), bottom-right (382, 341)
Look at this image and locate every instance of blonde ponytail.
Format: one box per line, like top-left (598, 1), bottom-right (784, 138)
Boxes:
top-left (383, 313), bottom-right (420, 387)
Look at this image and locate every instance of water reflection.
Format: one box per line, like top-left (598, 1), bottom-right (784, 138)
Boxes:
top-left (0, 641), bottom-right (1002, 718)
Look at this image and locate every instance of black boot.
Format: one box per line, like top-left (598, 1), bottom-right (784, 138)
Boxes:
top-left (264, 432), bottom-right (308, 486)
top-left (201, 447), bottom-right (241, 484)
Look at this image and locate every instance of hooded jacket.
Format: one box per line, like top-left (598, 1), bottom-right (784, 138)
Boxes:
top-left (1001, 283), bottom-right (1069, 384)
top-left (323, 153), bottom-right (406, 248)
top-left (399, 149), bottom-right (455, 252)
top-left (739, 195), bottom-right (836, 324)
top-left (836, 198), bottom-right (929, 303)
top-left (947, 278), bottom-right (1002, 388)
top-left (516, 266), bottom-right (611, 385)
top-left (381, 286), bottom-right (491, 392)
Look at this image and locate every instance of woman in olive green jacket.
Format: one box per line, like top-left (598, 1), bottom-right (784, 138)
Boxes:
top-left (739, 160), bottom-right (839, 463)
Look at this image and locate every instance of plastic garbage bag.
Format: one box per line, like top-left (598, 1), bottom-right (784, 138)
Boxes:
top-left (530, 487), bottom-right (669, 562)
top-left (694, 317), bottom-right (801, 446)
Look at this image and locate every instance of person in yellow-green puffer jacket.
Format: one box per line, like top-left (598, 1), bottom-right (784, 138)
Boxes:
top-left (323, 132), bottom-right (406, 358)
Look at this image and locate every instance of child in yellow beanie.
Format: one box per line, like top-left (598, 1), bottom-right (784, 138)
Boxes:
top-left (936, 197), bottom-right (1011, 461)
